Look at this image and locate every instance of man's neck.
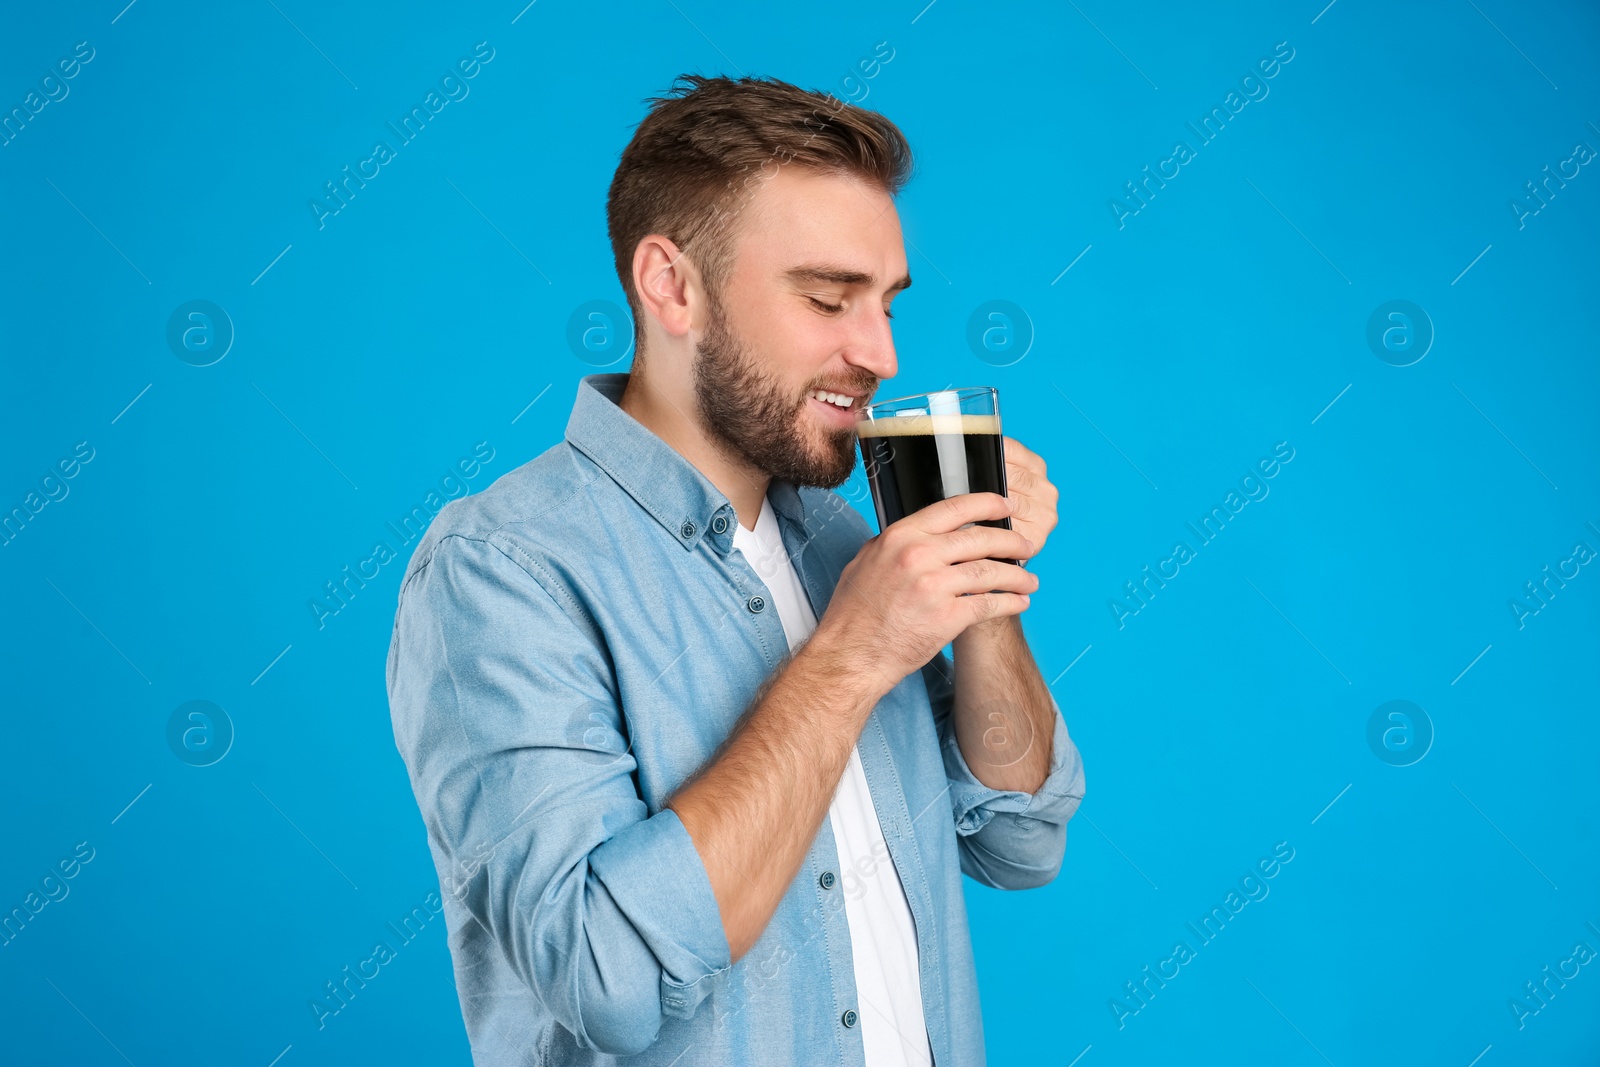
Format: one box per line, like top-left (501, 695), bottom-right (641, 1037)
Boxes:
top-left (618, 371), bottom-right (770, 533)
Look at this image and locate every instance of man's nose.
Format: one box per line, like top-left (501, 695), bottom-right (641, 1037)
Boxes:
top-left (846, 308), bottom-right (897, 383)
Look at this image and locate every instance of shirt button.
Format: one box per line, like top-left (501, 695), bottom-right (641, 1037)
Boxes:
top-left (819, 870), bottom-right (836, 890)
top-left (841, 1009), bottom-right (858, 1028)
top-left (711, 515), bottom-right (728, 535)
top-left (747, 595), bottom-right (766, 613)
top-left (680, 520), bottom-right (696, 538)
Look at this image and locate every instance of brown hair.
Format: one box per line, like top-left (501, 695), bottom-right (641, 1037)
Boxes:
top-left (606, 74), bottom-right (914, 361)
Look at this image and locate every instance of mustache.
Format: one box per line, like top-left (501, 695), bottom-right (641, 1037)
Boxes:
top-left (803, 376), bottom-right (879, 400)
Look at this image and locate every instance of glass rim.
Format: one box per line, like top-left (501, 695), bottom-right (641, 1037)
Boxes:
top-left (860, 385), bottom-right (998, 416)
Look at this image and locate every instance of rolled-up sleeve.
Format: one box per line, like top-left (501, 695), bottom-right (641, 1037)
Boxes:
top-left (386, 533), bottom-right (731, 1056)
top-left (921, 649), bottom-right (1086, 890)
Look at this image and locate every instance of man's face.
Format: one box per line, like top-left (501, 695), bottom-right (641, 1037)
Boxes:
top-left (692, 167), bottom-right (909, 489)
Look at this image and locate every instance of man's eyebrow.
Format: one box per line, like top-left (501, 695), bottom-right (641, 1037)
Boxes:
top-left (783, 264), bottom-right (913, 293)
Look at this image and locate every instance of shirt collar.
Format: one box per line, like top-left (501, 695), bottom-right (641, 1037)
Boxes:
top-left (564, 373), bottom-right (812, 552)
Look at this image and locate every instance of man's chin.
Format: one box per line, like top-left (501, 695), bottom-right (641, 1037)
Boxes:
top-left (736, 412), bottom-right (859, 489)
top-left (792, 443), bottom-right (859, 490)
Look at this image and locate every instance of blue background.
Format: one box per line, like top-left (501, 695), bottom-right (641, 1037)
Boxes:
top-left (3, 1), bottom-right (1597, 1064)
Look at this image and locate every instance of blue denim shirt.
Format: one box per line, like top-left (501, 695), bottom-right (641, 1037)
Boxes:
top-left (385, 373), bottom-right (1086, 1065)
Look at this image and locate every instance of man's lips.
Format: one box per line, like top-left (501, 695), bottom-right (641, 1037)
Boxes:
top-left (806, 393), bottom-right (862, 427)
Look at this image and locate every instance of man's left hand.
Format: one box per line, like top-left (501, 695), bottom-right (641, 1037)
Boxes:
top-left (1003, 436), bottom-right (1058, 563)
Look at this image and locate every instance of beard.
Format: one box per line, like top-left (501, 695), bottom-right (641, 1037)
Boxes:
top-left (692, 288), bottom-right (875, 490)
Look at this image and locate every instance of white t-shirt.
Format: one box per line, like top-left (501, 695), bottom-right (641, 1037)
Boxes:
top-left (732, 495), bottom-right (932, 1067)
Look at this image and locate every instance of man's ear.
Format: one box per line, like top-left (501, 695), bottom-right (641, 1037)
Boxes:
top-left (632, 234), bottom-right (702, 339)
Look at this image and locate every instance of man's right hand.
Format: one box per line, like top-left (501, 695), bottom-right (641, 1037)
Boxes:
top-left (668, 492), bottom-right (1037, 962)
top-left (815, 492), bottom-right (1039, 695)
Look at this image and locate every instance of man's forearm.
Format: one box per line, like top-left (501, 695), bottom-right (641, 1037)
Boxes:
top-left (664, 623), bottom-right (888, 962)
top-left (949, 614), bottom-right (1055, 793)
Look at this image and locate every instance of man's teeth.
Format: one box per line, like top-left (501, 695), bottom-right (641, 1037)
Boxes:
top-left (810, 389), bottom-right (853, 409)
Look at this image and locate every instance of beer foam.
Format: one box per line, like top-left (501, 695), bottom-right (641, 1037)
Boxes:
top-left (855, 412), bottom-right (1002, 437)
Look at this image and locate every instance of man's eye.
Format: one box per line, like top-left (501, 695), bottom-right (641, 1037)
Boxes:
top-left (807, 297), bottom-right (843, 314)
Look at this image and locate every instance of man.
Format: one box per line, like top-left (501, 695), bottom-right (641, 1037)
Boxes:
top-left (387, 73), bottom-right (1085, 1066)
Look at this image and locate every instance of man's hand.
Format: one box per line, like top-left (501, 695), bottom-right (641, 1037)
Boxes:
top-left (667, 482), bottom-right (1047, 961)
top-left (815, 492), bottom-right (1039, 694)
top-left (1002, 436), bottom-right (1058, 562)
top-left (942, 438), bottom-right (1059, 792)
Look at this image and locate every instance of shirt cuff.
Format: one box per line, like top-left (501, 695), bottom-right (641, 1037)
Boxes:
top-left (943, 693), bottom-right (1085, 837)
top-left (588, 805), bottom-right (732, 1019)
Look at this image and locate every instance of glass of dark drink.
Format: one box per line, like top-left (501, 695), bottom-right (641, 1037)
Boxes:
top-left (856, 386), bottom-right (1019, 567)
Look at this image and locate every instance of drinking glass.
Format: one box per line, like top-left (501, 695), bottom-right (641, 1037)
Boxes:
top-left (856, 386), bottom-right (1018, 567)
